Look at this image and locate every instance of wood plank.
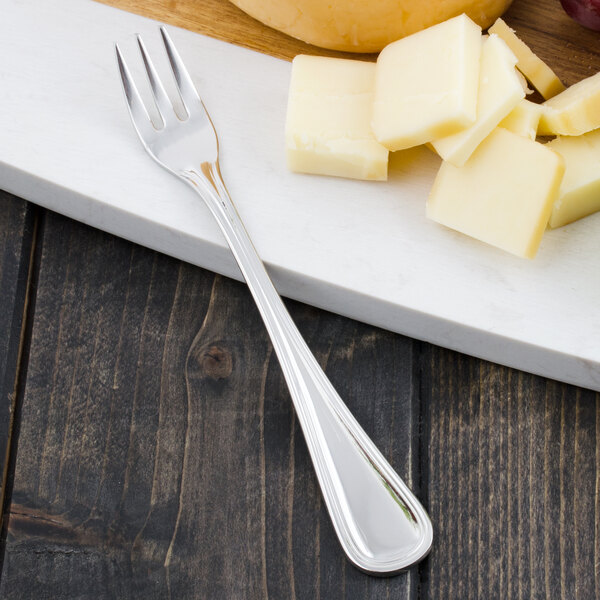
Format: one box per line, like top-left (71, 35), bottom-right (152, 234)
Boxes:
top-left (419, 347), bottom-right (600, 599)
top-left (0, 211), bottom-right (420, 598)
top-left (96, 0), bottom-right (600, 81)
top-left (0, 193), bottom-right (35, 535)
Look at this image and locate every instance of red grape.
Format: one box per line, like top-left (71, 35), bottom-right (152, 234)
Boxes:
top-left (560, 0), bottom-right (600, 31)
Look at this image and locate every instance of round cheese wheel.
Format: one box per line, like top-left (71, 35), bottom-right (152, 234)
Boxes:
top-left (229, 0), bottom-right (513, 53)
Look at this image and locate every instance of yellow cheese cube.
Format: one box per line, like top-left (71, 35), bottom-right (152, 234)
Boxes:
top-left (515, 70), bottom-right (533, 95)
top-left (546, 130), bottom-right (600, 228)
top-left (488, 18), bottom-right (565, 100)
top-left (427, 128), bottom-right (564, 258)
top-left (285, 55), bottom-right (389, 181)
top-left (498, 99), bottom-right (542, 140)
top-left (431, 34), bottom-right (525, 167)
top-left (372, 15), bottom-right (482, 151)
top-left (538, 72), bottom-right (600, 136)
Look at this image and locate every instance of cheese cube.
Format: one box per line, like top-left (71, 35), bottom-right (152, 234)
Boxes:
top-left (285, 55), bottom-right (388, 181)
top-left (427, 128), bottom-right (564, 258)
top-left (372, 14), bottom-right (482, 151)
top-left (431, 34), bottom-right (525, 167)
top-left (538, 72), bottom-right (600, 136)
top-left (515, 70), bottom-right (533, 95)
top-left (488, 18), bottom-right (565, 99)
top-left (498, 99), bottom-right (542, 140)
top-left (546, 130), bottom-right (600, 228)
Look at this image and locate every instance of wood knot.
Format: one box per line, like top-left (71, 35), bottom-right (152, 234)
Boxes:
top-left (199, 345), bottom-right (233, 380)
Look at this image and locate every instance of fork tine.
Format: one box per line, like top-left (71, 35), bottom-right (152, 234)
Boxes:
top-left (159, 26), bottom-right (202, 113)
top-left (136, 35), bottom-right (174, 125)
top-left (115, 44), bottom-right (156, 139)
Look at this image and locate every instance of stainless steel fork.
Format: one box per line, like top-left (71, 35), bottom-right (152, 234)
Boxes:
top-left (115, 28), bottom-right (432, 574)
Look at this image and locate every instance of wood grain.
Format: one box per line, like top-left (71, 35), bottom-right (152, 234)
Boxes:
top-left (420, 347), bottom-right (600, 600)
top-left (0, 211), bottom-right (420, 599)
top-left (0, 194), bottom-right (35, 538)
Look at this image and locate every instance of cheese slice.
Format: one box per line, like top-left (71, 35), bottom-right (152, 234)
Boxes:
top-left (372, 14), bottom-right (481, 151)
top-left (488, 18), bottom-right (565, 99)
top-left (427, 128), bottom-right (564, 258)
top-left (538, 72), bottom-right (600, 136)
top-left (498, 99), bottom-right (542, 140)
top-left (285, 55), bottom-right (388, 181)
top-left (431, 34), bottom-right (524, 167)
top-left (546, 129), bottom-right (600, 228)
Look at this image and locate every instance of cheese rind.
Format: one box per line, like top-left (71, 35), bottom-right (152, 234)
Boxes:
top-left (538, 72), bottom-right (600, 136)
top-left (229, 0), bottom-right (513, 53)
top-left (498, 99), bottom-right (541, 140)
top-left (488, 18), bottom-right (565, 99)
top-left (427, 128), bottom-right (564, 258)
top-left (372, 15), bottom-right (482, 151)
top-left (285, 55), bottom-right (388, 181)
top-left (431, 34), bottom-right (524, 166)
top-left (546, 129), bottom-right (600, 228)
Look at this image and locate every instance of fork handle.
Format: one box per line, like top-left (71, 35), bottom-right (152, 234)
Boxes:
top-left (180, 162), bottom-right (432, 574)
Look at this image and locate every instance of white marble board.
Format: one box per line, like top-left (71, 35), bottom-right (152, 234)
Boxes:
top-left (1, 0), bottom-right (599, 391)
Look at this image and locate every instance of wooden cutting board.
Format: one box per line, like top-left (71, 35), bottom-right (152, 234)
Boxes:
top-left (97, 0), bottom-right (600, 81)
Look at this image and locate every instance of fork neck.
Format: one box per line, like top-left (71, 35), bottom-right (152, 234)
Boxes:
top-left (181, 161), bottom-right (224, 198)
top-left (178, 161), bottom-right (274, 289)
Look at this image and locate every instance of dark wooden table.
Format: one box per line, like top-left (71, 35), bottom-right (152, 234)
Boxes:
top-left (1, 2), bottom-right (600, 598)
